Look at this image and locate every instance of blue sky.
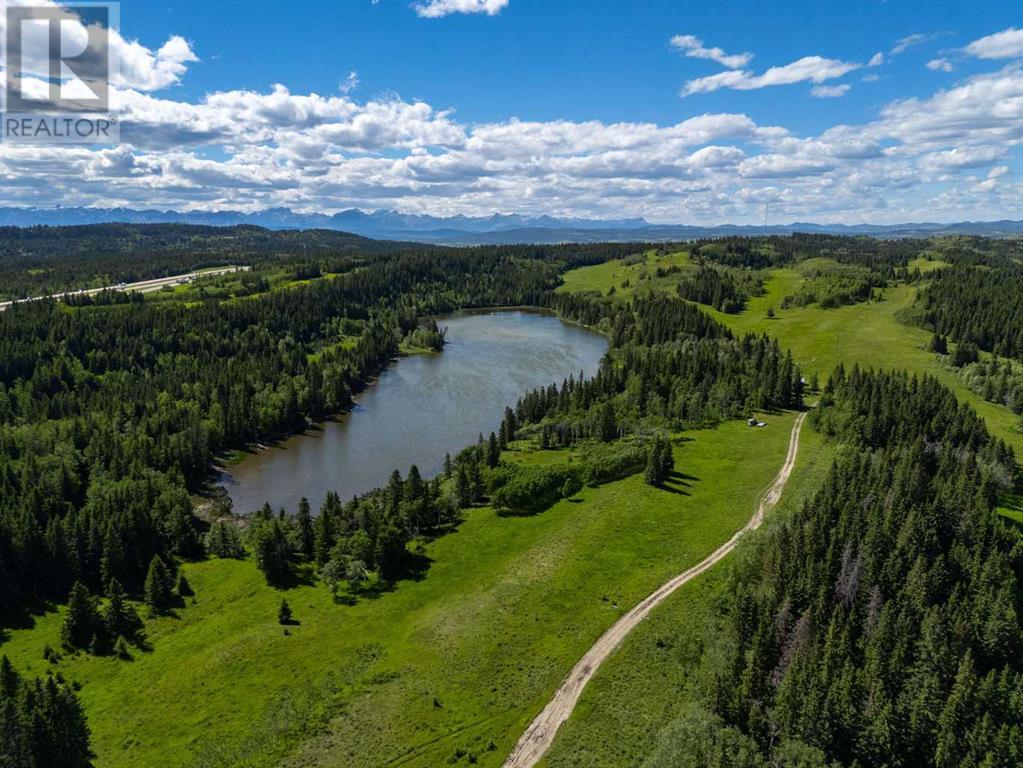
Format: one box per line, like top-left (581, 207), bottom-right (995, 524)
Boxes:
top-left (1, 0), bottom-right (1021, 223)
top-left (130, 0), bottom-right (1016, 131)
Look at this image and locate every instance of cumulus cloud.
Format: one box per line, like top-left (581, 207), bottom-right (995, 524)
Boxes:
top-left (926, 58), bottom-right (954, 72)
top-left (965, 27), bottom-right (1023, 60)
top-left (811, 84), bottom-right (851, 98)
top-left (874, 65), bottom-right (1023, 149)
top-left (868, 52), bottom-right (884, 67)
top-left (919, 146), bottom-right (1006, 171)
top-left (112, 33), bottom-right (199, 91)
top-left (682, 55), bottom-right (859, 96)
top-left (0, 12), bottom-right (1020, 225)
top-left (413, 0), bottom-right (509, 18)
top-left (669, 34), bottom-right (752, 69)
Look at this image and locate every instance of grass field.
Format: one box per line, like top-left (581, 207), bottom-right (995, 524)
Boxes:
top-left (1, 413), bottom-right (801, 768)
top-left (539, 422), bottom-right (836, 767)
top-left (555, 250), bottom-right (694, 299)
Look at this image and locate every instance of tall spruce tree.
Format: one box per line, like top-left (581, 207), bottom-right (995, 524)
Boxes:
top-left (103, 579), bottom-right (140, 643)
top-left (143, 556), bottom-right (174, 614)
top-left (60, 582), bottom-right (100, 651)
top-left (294, 497), bottom-right (314, 559)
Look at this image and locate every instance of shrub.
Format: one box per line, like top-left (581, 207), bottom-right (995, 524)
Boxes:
top-left (491, 464), bottom-right (578, 516)
top-left (577, 441), bottom-right (647, 486)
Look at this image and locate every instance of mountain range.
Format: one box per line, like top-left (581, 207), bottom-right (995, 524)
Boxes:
top-left (0, 206), bottom-right (1020, 244)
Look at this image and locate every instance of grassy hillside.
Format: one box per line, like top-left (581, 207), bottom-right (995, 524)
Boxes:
top-left (538, 424), bottom-right (835, 767)
top-left (558, 254), bottom-right (1023, 461)
top-left (556, 250), bottom-right (694, 298)
top-left (1, 414), bottom-right (801, 768)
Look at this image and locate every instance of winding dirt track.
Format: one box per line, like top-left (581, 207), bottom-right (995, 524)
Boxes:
top-left (503, 412), bottom-right (808, 768)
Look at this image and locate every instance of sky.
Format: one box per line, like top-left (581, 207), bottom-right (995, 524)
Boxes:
top-left (0, 0), bottom-right (1021, 224)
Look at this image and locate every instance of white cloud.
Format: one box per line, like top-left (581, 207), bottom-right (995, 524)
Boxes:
top-left (682, 56), bottom-right (859, 96)
top-left (340, 71), bottom-right (360, 94)
top-left (669, 35), bottom-right (752, 69)
top-left (919, 146), bottom-right (1005, 171)
top-left (740, 154), bottom-right (834, 179)
top-left (811, 84), bottom-right (851, 98)
top-left (874, 65), bottom-right (1023, 149)
top-left (926, 58), bottom-right (954, 72)
top-left (413, 0), bottom-right (509, 18)
top-left (868, 52), bottom-right (884, 67)
top-left (112, 33), bottom-right (199, 91)
top-left (965, 27), bottom-right (1023, 60)
top-left (891, 33), bottom-right (930, 56)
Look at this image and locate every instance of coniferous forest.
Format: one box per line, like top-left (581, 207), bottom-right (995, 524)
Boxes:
top-left (919, 264), bottom-right (1023, 361)
top-left (687, 368), bottom-right (1021, 768)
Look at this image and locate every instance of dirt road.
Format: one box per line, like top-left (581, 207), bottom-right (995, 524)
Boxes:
top-left (502, 411), bottom-right (808, 768)
top-left (0, 266), bottom-right (249, 311)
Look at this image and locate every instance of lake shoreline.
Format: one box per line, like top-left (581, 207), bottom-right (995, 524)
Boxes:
top-left (209, 308), bottom-right (608, 516)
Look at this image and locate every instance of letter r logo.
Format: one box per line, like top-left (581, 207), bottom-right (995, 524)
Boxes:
top-left (4, 4), bottom-right (111, 113)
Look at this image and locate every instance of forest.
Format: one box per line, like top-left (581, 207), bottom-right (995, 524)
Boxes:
top-left (652, 366), bottom-right (1021, 768)
top-left (919, 264), bottom-right (1023, 361)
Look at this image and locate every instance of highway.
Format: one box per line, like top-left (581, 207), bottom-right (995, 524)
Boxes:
top-left (0, 265), bottom-right (249, 311)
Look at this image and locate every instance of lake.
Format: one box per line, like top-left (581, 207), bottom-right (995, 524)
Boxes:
top-left (218, 310), bottom-right (608, 514)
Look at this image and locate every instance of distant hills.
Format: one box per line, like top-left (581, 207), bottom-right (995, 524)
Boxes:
top-left (0, 206), bottom-right (1019, 244)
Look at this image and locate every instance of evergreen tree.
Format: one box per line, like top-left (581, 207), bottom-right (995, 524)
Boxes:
top-left (375, 525), bottom-right (406, 581)
top-left (103, 579), bottom-right (141, 643)
top-left (406, 465), bottom-right (424, 501)
top-left (657, 438), bottom-right (675, 478)
top-left (470, 460), bottom-right (485, 502)
top-left (486, 432), bottom-right (500, 468)
top-left (294, 497), bottom-right (314, 559)
top-left (312, 512), bottom-right (334, 567)
top-left (502, 407), bottom-right (518, 445)
top-left (252, 520), bottom-right (293, 586)
top-left (176, 572), bottom-right (193, 598)
top-left (929, 333), bottom-right (948, 355)
top-left (143, 556), bottom-right (174, 614)
top-left (952, 340), bottom-right (980, 367)
top-left (598, 402), bottom-right (618, 443)
top-left (646, 443), bottom-right (662, 486)
top-left (0, 657), bottom-right (18, 700)
top-left (60, 582), bottom-right (100, 651)
top-left (456, 465), bottom-right (472, 508)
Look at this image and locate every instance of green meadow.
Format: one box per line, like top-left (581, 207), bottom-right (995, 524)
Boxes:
top-left (2, 414), bottom-right (801, 768)
top-left (556, 250), bottom-right (694, 298)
